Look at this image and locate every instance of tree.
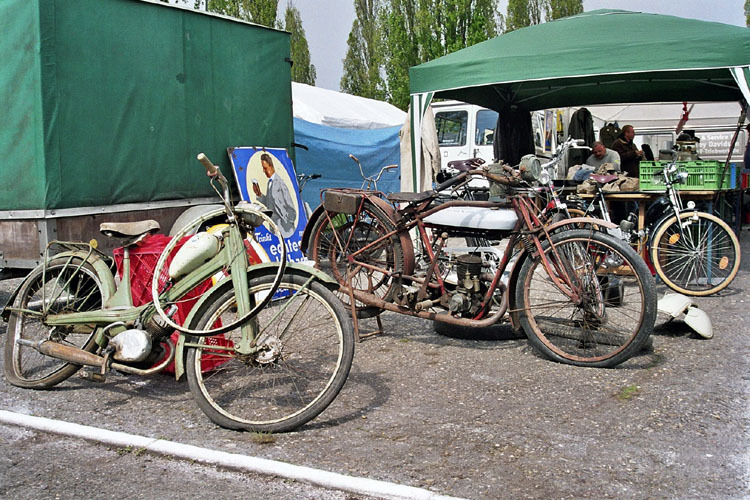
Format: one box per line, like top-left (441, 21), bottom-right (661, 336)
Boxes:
top-left (282, 5), bottom-right (316, 85)
top-left (380, 0), bottom-right (499, 110)
top-left (198, 1), bottom-right (278, 26)
top-left (341, 0), bottom-right (386, 100)
top-left (746, 0), bottom-right (750, 27)
top-left (544, 0), bottom-right (582, 21)
top-left (505, 0), bottom-right (531, 32)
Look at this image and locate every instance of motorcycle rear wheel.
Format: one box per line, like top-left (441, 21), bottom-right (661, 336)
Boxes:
top-left (4, 258), bottom-right (105, 388)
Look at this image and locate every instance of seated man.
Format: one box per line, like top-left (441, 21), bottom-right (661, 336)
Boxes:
top-left (585, 141), bottom-right (621, 171)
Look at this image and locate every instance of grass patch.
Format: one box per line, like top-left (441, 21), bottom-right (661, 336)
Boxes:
top-left (616, 384), bottom-right (641, 401)
top-left (250, 432), bottom-right (276, 445)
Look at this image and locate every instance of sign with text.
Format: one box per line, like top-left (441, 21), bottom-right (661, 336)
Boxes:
top-left (228, 147), bottom-right (308, 263)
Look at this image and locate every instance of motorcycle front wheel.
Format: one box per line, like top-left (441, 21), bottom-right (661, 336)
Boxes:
top-left (185, 272), bottom-right (355, 433)
top-left (516, 229), bottom-right (656, 368)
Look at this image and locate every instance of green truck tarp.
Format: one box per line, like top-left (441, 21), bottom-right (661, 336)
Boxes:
top-left (0, 0), bottom-right (293, 211)
top-left (409, 9), bottom-right (750, 112)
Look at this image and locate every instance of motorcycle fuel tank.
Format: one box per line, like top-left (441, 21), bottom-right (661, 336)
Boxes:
top-left (168, 232), bottom-right (222, 280)
top-left (423, 206), bottom-right (518, 231)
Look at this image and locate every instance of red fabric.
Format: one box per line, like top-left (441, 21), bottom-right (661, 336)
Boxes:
top-left (113, 233), bottom-right (261, 373)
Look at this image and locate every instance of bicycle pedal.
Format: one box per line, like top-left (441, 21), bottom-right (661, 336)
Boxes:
top-left (79, 370), bottom-right (106, 383)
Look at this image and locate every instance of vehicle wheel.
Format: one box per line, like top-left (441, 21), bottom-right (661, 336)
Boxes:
top-left (4, 257), bottom-right (105, 388)
top-left (516, 229), bottom-right (656, 368)
top-left (650, 211), bottom-right (740, 296)
top-left (185, 272), bottom-right (355, 433)
top-left (308, 202), bottom-right (403, 317)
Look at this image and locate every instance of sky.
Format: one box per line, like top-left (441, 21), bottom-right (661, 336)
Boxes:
top-left (292, 0), bottom-right (746, 91)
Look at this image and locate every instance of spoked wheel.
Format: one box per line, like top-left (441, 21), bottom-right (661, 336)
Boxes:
top-left (185, 272), bottom-right (355, 433)
top-left (309, 202), bottom-right (402, 317)
top-left (516, 229), bottom-right (656, 368)
top-left (4, 257), bottom-right (106, 388)
top-left (650, 211), bottom-right (740, 296)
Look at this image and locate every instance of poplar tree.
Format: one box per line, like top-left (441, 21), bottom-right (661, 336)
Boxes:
top-left (378, 0), bottom-right (499, 110)
top-left (545, 0), bottom-right (582, 21)
top-left (283, 5), bottom-right (317, 85)
top-left (341, 0), bottom-right (386, 99)
top-left (200, 0), bottom-right (278, 25)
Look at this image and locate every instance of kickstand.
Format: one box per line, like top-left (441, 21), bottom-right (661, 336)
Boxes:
top-left (346, 285), bottom-right (384, 342)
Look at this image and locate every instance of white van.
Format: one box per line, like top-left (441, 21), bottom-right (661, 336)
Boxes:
top-left (433, 101), bottom-right (557, 174)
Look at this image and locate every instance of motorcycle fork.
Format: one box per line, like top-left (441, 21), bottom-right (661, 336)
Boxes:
top-left (514, 197), bottom-right (582, 303)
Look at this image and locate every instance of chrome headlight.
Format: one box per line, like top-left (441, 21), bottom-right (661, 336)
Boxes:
top-left (675, 171), bottom-right (689, 184)
top-left (519, 155), bottom-right (542, 182)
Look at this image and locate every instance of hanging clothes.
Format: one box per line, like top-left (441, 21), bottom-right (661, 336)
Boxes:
top-left (568, 107), bottom-right (595, 167)
top-left (493, 108), bottom-right (535, 167)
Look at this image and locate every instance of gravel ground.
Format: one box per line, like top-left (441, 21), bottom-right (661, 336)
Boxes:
top-left (0, 233), bottom-right (748, 499)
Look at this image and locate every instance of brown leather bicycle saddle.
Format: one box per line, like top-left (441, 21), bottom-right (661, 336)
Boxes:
top-left (589, 174), bottom-right (619, 185)
top-left (387, 190), bottom-right (435, 203)
top-left (447, 158), bottom-right (485, 172)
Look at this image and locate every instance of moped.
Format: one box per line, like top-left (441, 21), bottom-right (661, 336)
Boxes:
top-left (3, 154), bottom-right (354, 433)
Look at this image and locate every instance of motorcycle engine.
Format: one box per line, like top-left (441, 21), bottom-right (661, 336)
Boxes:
top-left (447, 253), bottom-right (487, 317)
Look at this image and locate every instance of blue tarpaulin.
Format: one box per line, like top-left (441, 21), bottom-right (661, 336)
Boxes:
top-left (293, 117), bottom-right (402, 210)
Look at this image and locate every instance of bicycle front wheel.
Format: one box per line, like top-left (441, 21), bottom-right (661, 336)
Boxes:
top-left (516, 229), bottom-right (656, 368)
top-left (650, 211), bottom-right (740, 296)
top-left (185, 273), bottom-right (354, 432)
top-left (4, 257), bottom-right (105, 388)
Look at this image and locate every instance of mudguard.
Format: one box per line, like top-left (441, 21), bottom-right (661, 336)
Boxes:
top-left (506, 216), bottom-right (617, 330)
top-left (173, 262), bottom-right (338, 379)
top-left (300, 203), bottom-right (326, 255)
top-left (1, 250), bottom-right (116, 322)
top-left (300, 196), bottom-right (416, 276)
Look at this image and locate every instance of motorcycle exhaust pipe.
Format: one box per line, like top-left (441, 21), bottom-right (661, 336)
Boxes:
top-left (16, 338), bottom-right (105, 368)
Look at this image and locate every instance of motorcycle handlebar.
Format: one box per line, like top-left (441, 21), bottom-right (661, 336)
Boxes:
top-left (434, 172), bottom-right (468, 192)
top-left (197, 153), bottom-right (218, 176)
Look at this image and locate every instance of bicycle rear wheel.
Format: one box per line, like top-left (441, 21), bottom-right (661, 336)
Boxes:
top-left (516, 229), bottom-right (656, 368)
top-left (650, 211), bottom-right (740, 296)
top-left (4, 257), bottom-right (105, 388)
top-left (308, 201), bottom-right (402, 316)
top-left (185, 272), bottom-right (354, 432)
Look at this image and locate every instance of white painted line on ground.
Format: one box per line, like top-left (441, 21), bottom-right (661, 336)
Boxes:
top-left (0, 409), bottom-right (468, 500)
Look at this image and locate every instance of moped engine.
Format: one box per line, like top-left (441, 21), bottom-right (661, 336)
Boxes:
top-left (447, 254), bottom-right (486, 317)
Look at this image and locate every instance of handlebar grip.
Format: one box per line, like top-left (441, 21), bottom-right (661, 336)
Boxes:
top-left (311, 173), bottom-right (322, 179)
top-left (434, 173), bottom-right (465, 192)
top-left (575, 139), bottom-right (585, 146)
top-left (197, 153), bottom-right (218, 176)
top-left (349, 154), bottom-right (360, 163)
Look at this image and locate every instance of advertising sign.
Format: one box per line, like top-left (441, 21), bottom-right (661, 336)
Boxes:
top-left (228, 147), bottom-right (308, 263)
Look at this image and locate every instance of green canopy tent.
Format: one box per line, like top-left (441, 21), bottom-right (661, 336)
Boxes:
top-left (407, 9), bottom-right (750, 189)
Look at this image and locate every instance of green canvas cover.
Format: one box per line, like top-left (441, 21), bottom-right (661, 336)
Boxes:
top-left (410, 10), bottom-right (750, 111)
top-left (0, 0), bottom-right (293, 211)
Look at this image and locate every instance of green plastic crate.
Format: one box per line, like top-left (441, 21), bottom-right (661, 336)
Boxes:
top-left (639, 161), bottom-right (736, 191)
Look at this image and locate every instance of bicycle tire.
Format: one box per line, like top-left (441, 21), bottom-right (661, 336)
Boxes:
top-left (309, 200), bottom-right (403, 315)
top-left (185, 272), bottom-right (355, 432)
top-left (4, 257), bottom-right (105, 388)
top-left (649, 211), bottom-right (740, 296)
top-left (516, 229), bottom-right (656, 368)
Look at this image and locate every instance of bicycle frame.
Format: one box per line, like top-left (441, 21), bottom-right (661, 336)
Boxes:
top-left (5, 166), bottom-right (287, 379)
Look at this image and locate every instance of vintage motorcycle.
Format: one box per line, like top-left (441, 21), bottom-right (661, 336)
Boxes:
top-left (303, 157), bottom-right (657, 368)
top-left (3, 154), bottom-right (354, 433)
